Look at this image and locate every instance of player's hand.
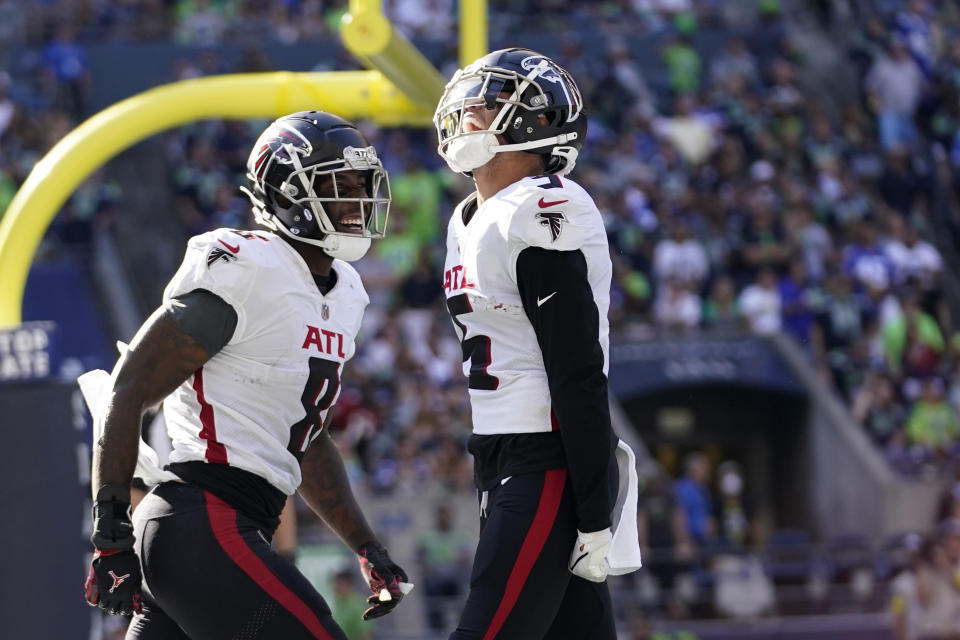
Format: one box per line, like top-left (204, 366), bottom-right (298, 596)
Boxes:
top-left (356, 541), bottom-right (409, 620)
top-left (84, 484), bottom-right (143, 616)
top-left (84, 548), bottom-right (143, 616)
top-left (568, 528), bottom-right (611, 583)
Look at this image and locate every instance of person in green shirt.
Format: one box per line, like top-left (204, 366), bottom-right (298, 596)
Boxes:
top-left (662, 31), bottom-right (702, 96)
top-left (907, 378), bottom-right (960, 452)
top-left (417, 504), bottom-right (473, 632)
top-left (883, 293), bottom-right (945, 373)
top-left (331, 569), bottom-right (374, 640)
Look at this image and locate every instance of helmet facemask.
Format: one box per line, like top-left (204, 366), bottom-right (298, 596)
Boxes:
top-left (434, 56), bottom-right (585, 175)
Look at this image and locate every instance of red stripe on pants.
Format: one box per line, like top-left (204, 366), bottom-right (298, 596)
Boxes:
top-left (192, 368), bottom-right (227, 464)
top-left (482, 469), bottom-right (567, 640)
top-left (204, 491), bottom-right (334, 639)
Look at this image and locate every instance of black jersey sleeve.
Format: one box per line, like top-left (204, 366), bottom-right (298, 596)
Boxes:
top-left (516, 246), bottom-right (614, 532)
top-left (163, 288), bottom-right (238, 356)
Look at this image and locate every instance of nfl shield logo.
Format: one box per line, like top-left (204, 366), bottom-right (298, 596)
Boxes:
top-left (321, 304), bottom-right (330, 321)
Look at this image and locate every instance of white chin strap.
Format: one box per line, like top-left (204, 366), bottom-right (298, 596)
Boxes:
top-left (320, 234), bottom-right (371, 262)
top-left (442, 131), bottom-right (579, 174)
top-left (443, 132), bottom-right (498, 173)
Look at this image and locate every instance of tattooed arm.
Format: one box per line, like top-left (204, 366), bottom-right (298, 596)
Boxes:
top-left (92, 308), bottom-right (213, 496)
top-left (298, 426), bottom-right (377, 551)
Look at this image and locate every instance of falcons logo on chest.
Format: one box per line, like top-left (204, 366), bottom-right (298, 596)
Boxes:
top-left (536, 210), bottom-right (566, 242)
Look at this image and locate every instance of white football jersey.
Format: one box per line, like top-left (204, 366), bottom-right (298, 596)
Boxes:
top-left (161, 228), bottom-right (368, 495)
top-left (443, 175), bottom-right (611, 435)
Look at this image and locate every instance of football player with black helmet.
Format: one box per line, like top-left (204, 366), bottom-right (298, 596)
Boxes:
top-left (435, 49), bottom-right (641, 639)
top-left (84, 111), bottom-right (409, 639)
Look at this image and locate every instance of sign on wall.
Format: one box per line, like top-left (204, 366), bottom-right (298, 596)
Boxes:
top-left (0, 321), bottom-right (60, 383)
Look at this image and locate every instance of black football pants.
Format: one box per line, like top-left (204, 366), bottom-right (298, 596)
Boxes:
top-left (125, 482), bottom-right (346, 640)
top-left (450, 469), bottom-right (616, 640)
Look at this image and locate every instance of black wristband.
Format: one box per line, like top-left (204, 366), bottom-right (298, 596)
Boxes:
top-left (91, 483), bottom-right (135, 550)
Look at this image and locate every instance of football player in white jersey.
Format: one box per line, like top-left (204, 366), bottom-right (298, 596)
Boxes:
top-left (434, 49), bottom-right (621, 639)
top-left (83, 111), bottom-right (409, 639)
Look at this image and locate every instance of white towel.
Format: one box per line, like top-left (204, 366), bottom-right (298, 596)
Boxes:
top-left (607, 439), bottom-right (643, 575)
top-left (77, 367), bottom-right (178, 487)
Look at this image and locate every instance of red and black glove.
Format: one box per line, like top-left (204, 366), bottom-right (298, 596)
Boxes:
top-left (356, 541), bottom-right (408, 620)
top-left (83, 485), bottom-right (143, 616)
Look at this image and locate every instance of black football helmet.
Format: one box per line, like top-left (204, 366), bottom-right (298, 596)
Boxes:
top-left (241, 111), bottom-right (390, 261)
top-left (433, 48), bottom-right (587, 175)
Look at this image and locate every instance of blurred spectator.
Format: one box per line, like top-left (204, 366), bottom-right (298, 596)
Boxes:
top-left (330, 568), bottom-right (374, 640)
top-left (739, 266), bottom-right (781, 335)
top-left (784, 204), bottom-right (831, 283)
top-left (711, 36), bottom-right (758, 88)
top-left (41, 23), bottom-right (91, 119)
top-left (674, 452), bottom-right (716, 548)
top-left (662, 29), bottom-right (702, 96)
top-left (886, 213), bottom-right (944, 291)
top-left (882, 291), bottom-right (944, 377)
top-left (398, 248), bottom-right (444, 356)
top-left (702, 274), bottom-right (741, 332)
top-left (0, 72), bottom-right (14, 141)
top-left (843, 217), bottom-right (896, 297)
top-left (611, 39), bottom-right (657, 116)
top-left (652, 216), bottom-right (708, 289)
top-left (878, 147), bottom-right (924, 216)
top-left (637, 467), bottom-right (695, 618)
top-left (175, 0), bottom-right (230, 45)
top-left (865, 36), bottom-right (924, 151)
top-left (654, 278), bottom-right (702, 332)
top-left (852, 372), bottom-right (909, 447)
top-left (893, 0), bottom-right (937, 75)
top-left (715, 460), bottom-right (751, 549)
top-left (387, 0), bottom-right (454, 41)
top-left (779, 257), bottom-right (819, 349)
top-left (890, 530), bottom-right (960, 640)
top-left (655, 94), bottom-right (718, 164)
top-left (906, 378), bottom-right (960, 459)
top-left (416, 503), bottom-right (473, 632)
top-left (737, 188), bottom-right (790, 279)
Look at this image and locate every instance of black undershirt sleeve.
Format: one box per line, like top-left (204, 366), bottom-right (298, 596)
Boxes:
top-left (516, 246), bottom-right (615, 532)
top-left (163, 289), bottom-right (238, 356)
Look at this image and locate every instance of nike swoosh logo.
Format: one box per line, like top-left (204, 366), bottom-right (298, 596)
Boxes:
top-left (570, 552), bottom-right (589, 571)
top-left (537, 292), bottom-right (557, 307)
top-left (538, 197), bottom-right (568, 208)
top-left (218, 239), bottom-right (240, 254)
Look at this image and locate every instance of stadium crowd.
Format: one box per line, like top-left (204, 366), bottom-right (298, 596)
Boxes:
top-left (5, 0), bottom-right (960, 634)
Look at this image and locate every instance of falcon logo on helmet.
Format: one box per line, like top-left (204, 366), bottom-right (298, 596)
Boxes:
top-left (251, 124), bottom-right (313, 182)
top-left (520, 55), bottom-right (563, 84)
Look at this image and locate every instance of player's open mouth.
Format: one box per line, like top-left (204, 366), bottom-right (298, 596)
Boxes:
top-left (462, 113), bottom-right (486, 133)
top-left (339, 214), bottom-right (364, 231)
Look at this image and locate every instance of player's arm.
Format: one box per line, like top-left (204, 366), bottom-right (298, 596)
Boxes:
top-left (299, 424), bottom-right (409, 619)
top-left (86, 290), bottom-right (234, 615)
top-left (93, 290), bottom-right (234, 495)
top-left (517, 246), bottom-right (615, 531)
top-left (297, 423), bottom-right (377, 550)
top-left (517, 245), bottom-right (616, 582)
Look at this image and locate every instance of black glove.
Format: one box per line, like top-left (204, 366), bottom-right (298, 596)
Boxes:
top-left (83, 484), bottom-right (143, 616)
top-left (84, 549), bottom-right (143, 615)
top-left (356, 540), bottom-right (408, 620)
